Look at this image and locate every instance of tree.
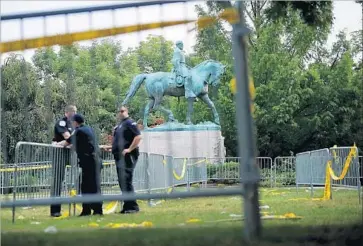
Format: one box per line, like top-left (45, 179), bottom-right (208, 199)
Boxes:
top-left (1, 55), bottom-right (48, 163)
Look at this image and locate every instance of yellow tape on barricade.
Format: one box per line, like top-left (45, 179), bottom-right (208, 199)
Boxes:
top-left (162, 158), bottom-right (207, 181)
top-left (322, 144), bottom-right (358, 200)
top-left (173, 159), bottom-right (187, 181)
top-left (0, 8), bottom-right (240, 53)
top-left (0, 161), bottom-right (115, 173)
top-left (0, 165), bottom-right (51, 172)
top-left (286, 144), bottom-right (357, 202)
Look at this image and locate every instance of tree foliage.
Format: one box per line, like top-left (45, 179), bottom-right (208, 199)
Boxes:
top-left (1, 2), bottom-right (362, 162)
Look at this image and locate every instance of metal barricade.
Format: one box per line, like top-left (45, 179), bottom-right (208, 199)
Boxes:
top-left (205, 157), bottom-right (240, 185)
top-left (147, 153), bottom-right (167, 192)
top-left (296, 148), bottom-right (330, 195)
top-left (296, 151), bottom-right (311, 186)
top-left (187, 157), bottom-right (208, 190)
top-left (172, 157), bottom-right (189, 187)
top-left (13, 142), bottom-right (79, 201)
top-left (310, 149), bottom-right (331, 186)
top-left (329, 146), bottom-right (360, 188)
top-left (360, 156), bottom-right (363, 188)
top-left (256, 157), bottom-right (273, 187)
top-left (273, 157), bottom-right (296, 187)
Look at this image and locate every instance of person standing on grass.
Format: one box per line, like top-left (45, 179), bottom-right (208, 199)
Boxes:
top-left (58, 114), bottom-right (103, 216)
top-left (101, 105), bottom-right (142, 214)
top-left (50, 105), bottom-right (77, 217)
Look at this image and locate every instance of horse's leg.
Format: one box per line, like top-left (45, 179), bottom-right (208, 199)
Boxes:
top-left (143, 98), bottom-right (155, 128)
top-left (186, 97), bottom-right (194, 125)
top-left (153, 97), bottom-right (176, 122)
top-left (199, 94), bottom-right (220, 125)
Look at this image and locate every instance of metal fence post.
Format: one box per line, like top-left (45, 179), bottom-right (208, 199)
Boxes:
top-left (186, 158), bottom-right (191, 192)
top-left (309, 153), bottom-right (314, 198)
top-left (11, 164), bottom-right (18, 224)
top-left (145, 153), bottom-right (151, 207)
top-left (231, 1), bottom-right (261, 241)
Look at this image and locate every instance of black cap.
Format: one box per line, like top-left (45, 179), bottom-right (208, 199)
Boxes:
top-left (72, 114), bottom-right (85, 124)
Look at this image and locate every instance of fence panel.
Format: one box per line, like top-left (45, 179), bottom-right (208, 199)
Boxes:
top-left (164, 155), bottom-right (174, 190)
top-left (148, 153), bottom-right (167, 192)
top-left (13, 142), bottom-right (79, 200)
top-left (205, 157), bottom-right (240, 185)
top-left (296, 151), bottom-right (311, 186)
top-left (273, 157), bottom-right (296, 186)
top-left (360, 156), bottom-right (363, 187)
top-left (257, 157), bottom-right (273, 187)
top-left (329, 146), bottom-right (360, 188)
top-left (99, 154), bottom-right (117, 195)
top-left (310, 148), bottom-right (331, 186)
top-left (1, 164), bottom-right (17, 196)
top-left (133, 152), bottom-right (149, 193)
top-left (172, 157), bottom-right (189, 186)
top-left (187, 157), bottom-right (208, 188)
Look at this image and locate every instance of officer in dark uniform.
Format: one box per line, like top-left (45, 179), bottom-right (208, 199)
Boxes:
top-left (58, 114), bottom-right (103, 216)
top-left (50, 105), bottom-right (77, 217)
top-left (103, 105), bottom-right (142, 214)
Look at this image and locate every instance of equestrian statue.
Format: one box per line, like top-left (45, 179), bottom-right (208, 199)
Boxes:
top-left (122, 40), bottom-right (226, 128)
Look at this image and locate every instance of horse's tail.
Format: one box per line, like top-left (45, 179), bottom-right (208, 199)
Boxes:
top-left (122, 74), bottom-right (147, 106)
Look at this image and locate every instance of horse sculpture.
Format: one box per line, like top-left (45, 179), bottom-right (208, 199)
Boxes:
top-left (122, 60), bottom-right (226, 127)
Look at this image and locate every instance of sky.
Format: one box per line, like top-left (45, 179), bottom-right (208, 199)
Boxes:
top-left (0, 0), bottom-right (362, 65)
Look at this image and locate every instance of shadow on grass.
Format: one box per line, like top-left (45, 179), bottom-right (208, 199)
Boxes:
top-left (1, 223), bottom-right (363, 246)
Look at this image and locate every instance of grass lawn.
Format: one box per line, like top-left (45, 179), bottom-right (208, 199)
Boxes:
top-left (1, 187), bottom-right (362, 245)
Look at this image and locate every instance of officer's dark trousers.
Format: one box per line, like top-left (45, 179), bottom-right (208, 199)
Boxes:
top-left (50, 150), bottom-right (69, 215)
top-left (116, 153), bottom-right (139, 211)
top-left (80, 156), bottom-right (103, 214)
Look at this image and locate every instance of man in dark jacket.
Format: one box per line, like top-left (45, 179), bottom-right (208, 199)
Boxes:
top-left (50, 105), bottom-right (76, 217)
top-left (102, 105), bottom-right (142, 214)
top-left (58, 114), bottom-right (103, 216)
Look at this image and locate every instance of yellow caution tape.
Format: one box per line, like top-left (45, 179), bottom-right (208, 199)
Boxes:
top-left (173, 158), bottom-right (187, 180)
top-left (0, 20), bottom-right (194, 53)
top-left (104, 221), bottom-right (153, 229)
top-left (0, 161), bottom-right (115, 173)
top-left (54, 189), bottom-right (118, 219)
top-left (162, 158), bottom-right (205, 181)
top-left (196, 8), bottom-right (239, 30)
top-left (1, 7), bottom-right (241, 53)
top-left (186, 218), bottom-right (202, 223)
top-left (0, 165), bottom-right (51, 172)
top-left (88, 222), bottom-right (100, 228)
top-left (322, 144), bottom-right (358, 200)
top-left (288, 144), bottom-right (357, 202)
top-left (260, 212), bottom-right (302, 220)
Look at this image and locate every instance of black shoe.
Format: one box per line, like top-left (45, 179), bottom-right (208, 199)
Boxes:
top-left (78, 212), bottom-right (91, 217)
top-left (50, 212), bottom-right (62, 217)
top-left (93, 212), bottom-right (103, 216)
top-left (120, 208), bottom-right (139, 214)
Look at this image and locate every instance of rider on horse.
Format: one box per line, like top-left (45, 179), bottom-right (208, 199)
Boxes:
top-left (171, 40), bottom-right (196, 100)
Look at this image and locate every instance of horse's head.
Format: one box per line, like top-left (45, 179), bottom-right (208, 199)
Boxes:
top-left (193, 60), bottom-right (226, 87)
top-left (208, 61), bottom-right (226, 87)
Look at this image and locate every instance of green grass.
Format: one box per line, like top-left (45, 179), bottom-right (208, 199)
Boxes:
top-left (1, 187), bottom-right (362, 245)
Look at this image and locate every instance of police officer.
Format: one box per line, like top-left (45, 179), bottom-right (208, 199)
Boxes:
top-left (58, 114), bottom-right (103, 216)
top-left (103, 105), bottom-right (142, 214)
top-left (50, 105), bottom-right (77, 217)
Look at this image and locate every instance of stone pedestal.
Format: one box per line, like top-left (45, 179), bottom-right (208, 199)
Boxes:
top-left (139, 122), bottom-right (225, 159)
